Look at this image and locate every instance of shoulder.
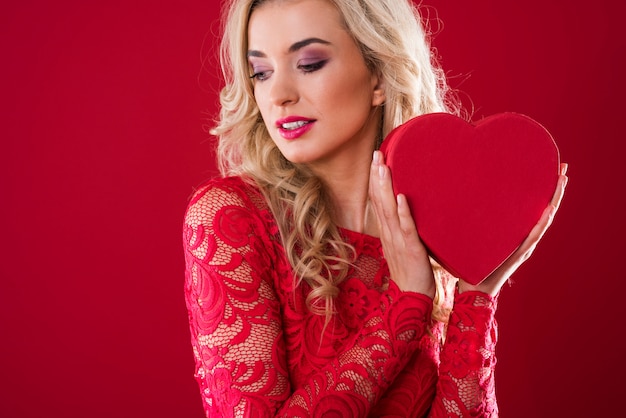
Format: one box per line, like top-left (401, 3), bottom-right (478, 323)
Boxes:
top-left (188, 175), bottom-right (262, 206)
top-left (183, 176), bottom-right (275, 236)
top-left (185, 176), bottom-right (265, 217)
top-left (183, 176), bottom-right (281, 268)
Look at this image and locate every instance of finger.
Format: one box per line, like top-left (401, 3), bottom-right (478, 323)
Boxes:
top-left (369, 151), bottom-right (389, 197)
top-left (396, 193), bottom-right (417, 237)
top-left (369, 152), bottom-right (399, 239)
top-left (517, 204), bottom-right (556, 258)
top-left (376, 165), bottom-right (401, 242)
top-left (551, 170), bottom-right (568, 211)
top-left (369, 152), bottom-right (380, 203)
top-left (368, 151), bottom-right (385, 209)
top-left (371, 149), bottom-right (382, 169)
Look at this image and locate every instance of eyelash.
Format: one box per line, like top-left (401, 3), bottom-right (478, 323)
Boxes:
top-left (299, 59), bottom-right (328, 73)
top-left (250, 59), bottom-right (328, 81)
top-left (250, 71), bottom-right (271, 81)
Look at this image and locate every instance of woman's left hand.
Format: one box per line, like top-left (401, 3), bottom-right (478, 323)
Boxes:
top-left (458, 163), bottom-right (569, 296)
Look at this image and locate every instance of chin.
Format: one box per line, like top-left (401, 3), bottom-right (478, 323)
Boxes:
top-left (278, 150), bottom-right (317, 165)
top-left (283, 155), bottom-right (313, 165)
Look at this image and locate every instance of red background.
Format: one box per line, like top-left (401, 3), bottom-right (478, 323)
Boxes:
top-left (2, 1), bottom-right (624, 417)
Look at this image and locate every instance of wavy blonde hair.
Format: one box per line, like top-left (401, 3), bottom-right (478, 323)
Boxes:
top-left (211, 0), bottom-right (459, 321)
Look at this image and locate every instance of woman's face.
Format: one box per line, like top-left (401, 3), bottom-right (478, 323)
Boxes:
top-left (247, 0), bottom-right (385, 173)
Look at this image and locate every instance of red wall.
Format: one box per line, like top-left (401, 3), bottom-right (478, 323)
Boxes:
top-left (1, 1), bottom-right (624, 417)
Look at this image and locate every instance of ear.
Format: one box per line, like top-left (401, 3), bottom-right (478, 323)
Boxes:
top-left (371, 73), bottom-right (386, 107)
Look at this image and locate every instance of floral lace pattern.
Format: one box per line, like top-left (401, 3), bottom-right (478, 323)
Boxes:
top-left (183, 177), bottom-right (498, 417)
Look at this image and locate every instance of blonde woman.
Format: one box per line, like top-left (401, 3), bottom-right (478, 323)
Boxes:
top-left (183, 0), bottom-right (568, 416)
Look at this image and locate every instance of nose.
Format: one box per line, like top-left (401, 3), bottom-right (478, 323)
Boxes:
top-left (268, 70), bottom-right (299, 106)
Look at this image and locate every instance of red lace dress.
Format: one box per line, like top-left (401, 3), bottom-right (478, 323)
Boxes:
top-left (183, 177), bottom-right (498, 417)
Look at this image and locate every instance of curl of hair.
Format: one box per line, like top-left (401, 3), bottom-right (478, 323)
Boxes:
top-left (211, 0), bottom-right (459, 324)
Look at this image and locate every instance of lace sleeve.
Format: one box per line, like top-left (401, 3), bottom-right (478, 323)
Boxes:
top-left (183, 181), bottom-right (291, 415)
top-left (430, 290), bottom-right (499, 417)
top-left (183, 180), bottom-right (434, 417)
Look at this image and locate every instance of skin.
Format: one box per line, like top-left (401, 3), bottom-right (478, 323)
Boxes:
top-left (247, 0), bottom-right (384, 169)
top-left (248, 0), bottom-right (569, 298)
top-left (247, 0), bottom-right (385, 235)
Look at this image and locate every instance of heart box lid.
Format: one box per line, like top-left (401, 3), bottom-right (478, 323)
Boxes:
top-left (380, 112), bottom-right (560, 285)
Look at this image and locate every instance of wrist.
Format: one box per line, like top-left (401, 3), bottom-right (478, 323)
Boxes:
top-left (457, 280), bottom-right (499, 297)
top-left (394, 273), bottom-right (436, 299)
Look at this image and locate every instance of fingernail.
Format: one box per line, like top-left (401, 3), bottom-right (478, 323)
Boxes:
top-left (373, 151), bottom-right (380, 164)
top-left (561, 163), bottom-right (568, 176)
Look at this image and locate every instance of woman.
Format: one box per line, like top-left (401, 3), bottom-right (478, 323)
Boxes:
top-left (183, 0), bottom-right (568, 416)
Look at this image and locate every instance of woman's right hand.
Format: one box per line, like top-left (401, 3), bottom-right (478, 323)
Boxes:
top-left (369, 151), bottom-right (436, 298)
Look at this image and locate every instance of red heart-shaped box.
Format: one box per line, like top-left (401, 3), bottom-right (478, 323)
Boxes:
top-left (380, 112), bottom-right (560, 285)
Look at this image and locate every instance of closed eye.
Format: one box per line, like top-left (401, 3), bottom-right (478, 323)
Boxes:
top-left (299, 59), bottom-right (328, 73)
top-left (250, 70), bottom-right (273, 81)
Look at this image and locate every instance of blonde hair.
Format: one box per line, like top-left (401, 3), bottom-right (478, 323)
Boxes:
top-left (211, 0), bottom-right (459, 321)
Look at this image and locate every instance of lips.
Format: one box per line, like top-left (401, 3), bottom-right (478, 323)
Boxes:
top-left (275, 116), bottom-right (316, 140)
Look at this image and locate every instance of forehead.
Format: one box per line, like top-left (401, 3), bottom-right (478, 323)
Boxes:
top-left (247, 0), bottom-right (345, 49)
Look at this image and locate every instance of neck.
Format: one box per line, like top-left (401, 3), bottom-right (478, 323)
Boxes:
top-left (305, 107), bottom-right (382, 236)
top-left (312, 156), bottom-right (379, 237)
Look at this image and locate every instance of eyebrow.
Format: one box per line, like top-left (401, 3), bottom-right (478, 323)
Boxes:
top-left (247, 37), bottom-right (331, 58)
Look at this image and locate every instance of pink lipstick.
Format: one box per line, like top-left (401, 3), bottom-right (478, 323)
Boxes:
top-left (275, 116), bottom-right (316, 140)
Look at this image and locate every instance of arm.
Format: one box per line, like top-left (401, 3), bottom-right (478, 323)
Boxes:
top-left (183, 180), bottom-right (433, 417)
top-left (183, 182), bottom-right (290, 416)
top-left (369, 154), bottom-right (568, 416)
top-left (428, 166), bottom-right (567, 416)
top-left (429, 290), bottom-right (498, 417)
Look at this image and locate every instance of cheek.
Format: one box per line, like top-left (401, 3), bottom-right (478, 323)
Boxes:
top-left (332, 71), bottom-right (374, 106)
top-left (314, 79), bottom-right (366, 116)
top-left (327, 85), bottom-right (375, 126)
